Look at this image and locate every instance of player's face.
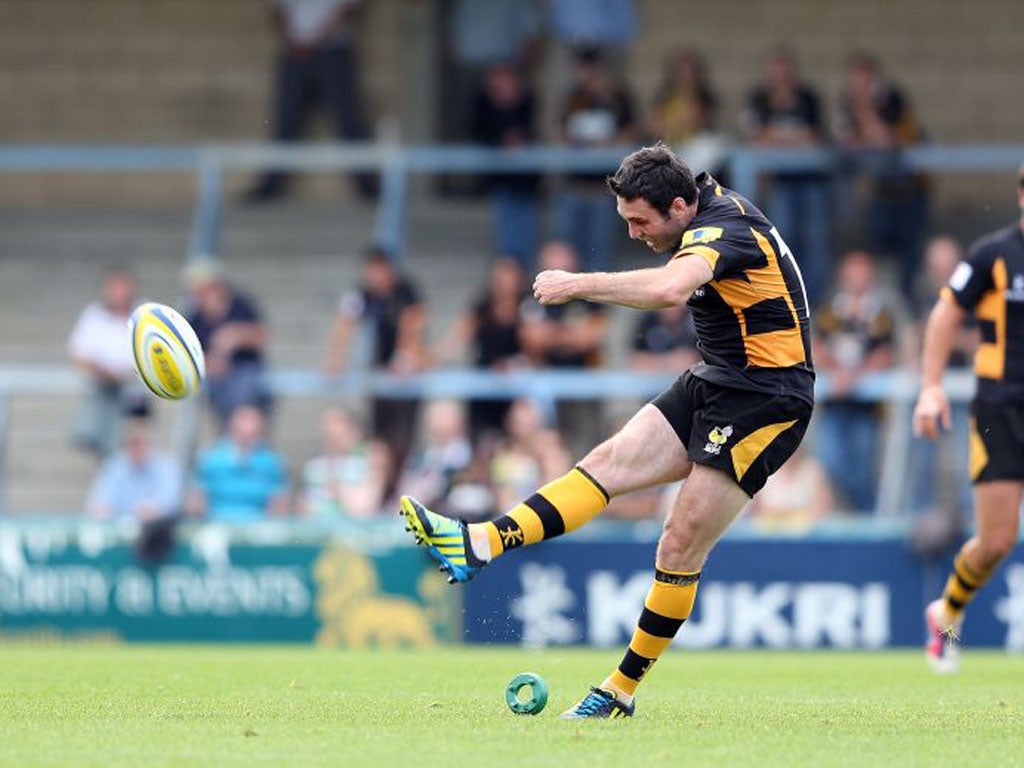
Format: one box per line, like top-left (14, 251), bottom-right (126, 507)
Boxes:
top-left (616, 196), bottom-right (691, 254)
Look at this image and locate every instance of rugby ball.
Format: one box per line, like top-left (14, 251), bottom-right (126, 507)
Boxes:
top-left (128, 302), bottom-right (206, 400)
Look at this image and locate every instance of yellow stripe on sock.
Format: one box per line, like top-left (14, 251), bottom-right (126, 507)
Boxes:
top-left (629, 627), bottom-right (672, 660)
top-left (645, 576), bottom-right (699, 619)
top-left (538, 468), bottom-right (608, 533)
top-left (607, 669), bottom-right (639, 697)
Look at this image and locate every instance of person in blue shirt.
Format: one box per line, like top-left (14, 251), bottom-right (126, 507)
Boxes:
top-left (188, 405), bottom-right (289, 523)
top-left (86, 419), bottom-right (182, 521)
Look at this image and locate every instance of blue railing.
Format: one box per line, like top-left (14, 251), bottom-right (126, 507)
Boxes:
top-left (4, 141), bottom-right (1023, 262)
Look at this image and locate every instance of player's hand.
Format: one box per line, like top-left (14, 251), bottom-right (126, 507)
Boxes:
top-left (913, 385), bottom-right (951, 440)
top-left (533, 270), bottom-right (579, 306)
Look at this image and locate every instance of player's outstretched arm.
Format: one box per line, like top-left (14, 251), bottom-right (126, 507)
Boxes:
top-left (533, 255), bottom-right (713, 310)
top-left (913, 296), bottom-right (965, 440)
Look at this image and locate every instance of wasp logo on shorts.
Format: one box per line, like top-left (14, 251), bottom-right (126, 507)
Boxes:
top-left (704, 425), bottom-right (733, 455)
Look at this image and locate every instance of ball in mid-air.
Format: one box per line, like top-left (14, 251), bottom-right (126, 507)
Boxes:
top-left (505, 672), bottom-right (548, 715)
top-left (128, 302), bottom-right (205, 400)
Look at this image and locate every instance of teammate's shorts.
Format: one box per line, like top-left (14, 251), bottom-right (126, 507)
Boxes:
top-left (651, 371), bottom-right (813, 497)
top-left (969, 399), bottom-right (1024, 484)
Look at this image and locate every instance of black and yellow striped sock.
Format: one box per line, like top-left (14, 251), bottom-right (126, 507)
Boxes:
top-left (605, 568), bottom-right (700, 698)
top-left (942, 550), bottom-right (995, 618)
top-left (475, 466), bottom-right (609, 559)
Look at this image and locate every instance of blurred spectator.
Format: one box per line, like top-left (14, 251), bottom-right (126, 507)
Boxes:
top-left (556, 46), bottom-right (637, 272)
top-left (630, 304), bottom-right (700, 373)
top-left (472, 63), bottom-right (542, 269)
top-left (85, 419), bottom-right (181, 521)
top-left (520, 241), bottom-right (607, 455)
top-left (68, 266), bottom-right (149, 457)
top-left (839, 53), bottom-right (928, 301)
top-left (399, 400), bottom-right (473, 511)
top-left (324, 248), bottom-right (427, 494)
top-left (651, 48), bottom-right (717, 146)
top-left (246, 0), bottom-right (376, 202)
top-left (744, 47), bottom-right (830, 306)
top-left (446, 431), bottom-right (500, 523)
top-left (813, 250), bottom-right (897, 513)
top-left (184, 261), bottom-right (270, 428)
top-left (443, 0), bottom-right (540, 149)
top-left (302, 407), bottom-right (388, 519)
top-left (747, 446), bottom-right (834, 529)
top-left (491, 398), bottom-right (571, 511)
top-left (188, 405), bottom-right (289, 523)
top-left (435, 258), bottom-right (530, 441)
top-left (905, 236), bottom-right (975, 516)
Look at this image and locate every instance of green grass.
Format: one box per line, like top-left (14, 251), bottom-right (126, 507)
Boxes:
top-left (2, 646), bottom-right (1024, 767)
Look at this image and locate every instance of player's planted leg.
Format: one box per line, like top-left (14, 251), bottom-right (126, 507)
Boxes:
top-left (562, 465), bottom-right (749, 718)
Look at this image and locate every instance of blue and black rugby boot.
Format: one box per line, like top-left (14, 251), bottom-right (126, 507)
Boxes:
top-left (399, 495), bottom-right (485, 584)
top-left (559, 687), bottom-right (635, 719)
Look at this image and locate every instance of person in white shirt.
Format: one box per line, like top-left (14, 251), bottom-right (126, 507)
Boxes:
top-left (68, 266), bottom-right (148, 457)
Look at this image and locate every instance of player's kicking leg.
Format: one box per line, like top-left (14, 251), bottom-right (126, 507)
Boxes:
top-left (400, 404), bottom-right (688, 583)
top-left (926, 480), bottom-right (1023, 673)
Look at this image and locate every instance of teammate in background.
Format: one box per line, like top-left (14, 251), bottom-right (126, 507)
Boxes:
top-left (400, 143), bottom-right (814, 718)
top-left (915, 163), bottom-right (1024, 673)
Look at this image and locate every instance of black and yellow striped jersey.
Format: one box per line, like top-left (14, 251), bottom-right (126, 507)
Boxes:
top-left (672, 172), bottom-right (815, 403)
top-left (941, 223), bottom-right (1024, 402)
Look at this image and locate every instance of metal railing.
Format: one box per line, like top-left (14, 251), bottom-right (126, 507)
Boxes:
top-left (4, 141), bottom-right (1023, 262)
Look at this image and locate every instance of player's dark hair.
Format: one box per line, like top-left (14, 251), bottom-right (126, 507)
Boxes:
top-left (606, 143), bottom-right (697, 217)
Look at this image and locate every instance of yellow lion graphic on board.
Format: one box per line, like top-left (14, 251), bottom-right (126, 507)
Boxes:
top-left (313, 546), bottom-right (442, 648)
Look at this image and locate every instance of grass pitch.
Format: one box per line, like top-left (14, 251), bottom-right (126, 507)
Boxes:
top-left (2, 646), bottom-right (1024, 767)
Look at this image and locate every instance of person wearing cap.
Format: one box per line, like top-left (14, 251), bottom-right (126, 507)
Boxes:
top-left (184, 261), bottom-right (271, 427)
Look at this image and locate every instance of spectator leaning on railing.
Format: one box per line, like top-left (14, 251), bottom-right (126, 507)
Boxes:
top-left (184, 261), bottom-right (271, 428)
top-left (520, 240), bottom-right (607, 456)
top-left (813, 249), bottom-right (898, 513)
top-left (743, 46), bottom-right (830, 306)
top-left (433, 257), bottom-right (530, 443)
top-left (839, 52), bottom-right (928, 302)
top-left (556, 46), bottom-right (637, 273)
top-left (188, 405), bottom-right (289, 523)
top-left (68, 265), bottom-right (149, 457)
top-left (472, 62), bottom-right (542, 270)
top-left (324, 247), bottom-right (427, 496)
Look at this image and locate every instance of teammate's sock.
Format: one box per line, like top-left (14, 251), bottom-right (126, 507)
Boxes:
top-left (470, 466), bottom-right (609, 561)
top-left (603, 568), bottom-right (700, 699)
top-left (941, 550), bottom-right (996, 622)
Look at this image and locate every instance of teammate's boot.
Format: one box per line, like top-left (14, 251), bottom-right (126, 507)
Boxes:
top-left (399, 495), bottom-right (485, 584)
top-left (925, 598), bottom-right (962, 674)
top-left (559, 687), bottom-right (635, 719)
